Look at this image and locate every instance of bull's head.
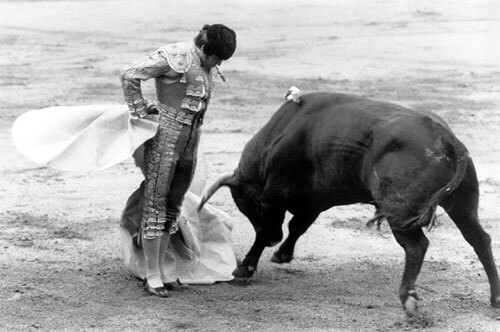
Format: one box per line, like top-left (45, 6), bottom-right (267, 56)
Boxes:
top-left (198, 172), bottom-right (263, 228)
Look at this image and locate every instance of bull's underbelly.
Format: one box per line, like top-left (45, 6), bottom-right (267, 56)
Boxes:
top-left (285, 186), bottom-right (374, 214)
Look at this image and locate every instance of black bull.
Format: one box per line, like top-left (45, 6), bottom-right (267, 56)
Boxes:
top-left (198, 92), bottom-right (500, 312)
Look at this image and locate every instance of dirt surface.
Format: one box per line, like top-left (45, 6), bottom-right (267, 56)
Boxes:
top-left (1, 0), bottom-right (500, 331)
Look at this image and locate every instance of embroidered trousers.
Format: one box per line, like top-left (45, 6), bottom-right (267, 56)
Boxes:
top-left (141, 110), bottom-right (200, 239)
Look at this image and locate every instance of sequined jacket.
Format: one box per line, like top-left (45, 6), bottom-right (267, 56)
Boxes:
top-left (119, 42), bottom-right (216, 125)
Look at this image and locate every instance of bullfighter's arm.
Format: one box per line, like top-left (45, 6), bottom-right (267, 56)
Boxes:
top-left (119, 50), bottom-right (171, 118)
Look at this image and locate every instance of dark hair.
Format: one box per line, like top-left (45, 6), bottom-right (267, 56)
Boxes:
top-left (194, 24), bottom-right (237, 60)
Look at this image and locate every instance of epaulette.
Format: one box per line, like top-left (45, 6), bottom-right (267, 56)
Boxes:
top-left (158, 42), bottom-right (193, 73)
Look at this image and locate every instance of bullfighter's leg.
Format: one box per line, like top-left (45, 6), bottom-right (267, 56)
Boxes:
top-left (391, 227), bottom-right (429, 314)
top-left (271, 212), bottom-right (320, 264)
top-left (233, 207), bottom-right (286, 278)
top-left (440, 161), bottom-right (500, 308)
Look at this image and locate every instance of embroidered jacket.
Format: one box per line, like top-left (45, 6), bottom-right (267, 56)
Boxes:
top-left (119, 42), bottom-right (216, 124)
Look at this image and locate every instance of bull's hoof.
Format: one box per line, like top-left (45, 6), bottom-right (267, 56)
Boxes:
top-left (232, 265), bottom-right (255, 278)
top-left (403, 290), bottom-right (419, 314)
top-left (404, 296), bottom-right (418, 314)
top-left (271, 251), bottom-right (293, 264)
top-left (491, 295), bottom-right (500, 308)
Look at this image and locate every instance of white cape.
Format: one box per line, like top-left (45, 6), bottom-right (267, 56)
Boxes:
top-left (120, 189), bottom-right (236, 284)
top-left (11, 104), bottom-right (159, 171)
top-left (11, 105), bottom-right (236, 284)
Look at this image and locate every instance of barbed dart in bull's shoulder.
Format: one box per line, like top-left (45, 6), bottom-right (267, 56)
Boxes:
top-left (285, 86), bottom-right (301, 104)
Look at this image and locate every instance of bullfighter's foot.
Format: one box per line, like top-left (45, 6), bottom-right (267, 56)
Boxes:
top-left (491, 295), bottom-right (500, 308)
top-left (232, 262), bottom-right (255, 278)
top-left (144, 278), bottom-right (169, 298)
top-left (403, 290), bottom-right (419, 314)
top-left (164, 279), bottom-right (189, 291)
top-left (271, 251), bottom-right (293, 264)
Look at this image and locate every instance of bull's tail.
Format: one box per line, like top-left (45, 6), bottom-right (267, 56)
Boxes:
top-left (368, 133), bottom-right (469, 231)
top-left (197, 173), bottom-right (237, 212)
top-left (414, 146), bottom-right (468, 230)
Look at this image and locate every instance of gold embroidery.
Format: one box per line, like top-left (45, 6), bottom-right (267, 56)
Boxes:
top-left (141, 112), bottom-right (184, 238)
top-left (127, 42), bottom-right (215, 239)
top-left (181, 98), bottom-right (204, 112)
top-left (120, 51), bottom-right (171, 114)
top-left (159, 42), bottom-right (193, 73)
top-left (186, 84), bottom-right (205, 98)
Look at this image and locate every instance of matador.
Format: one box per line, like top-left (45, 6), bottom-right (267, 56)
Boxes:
top-left (119, 24), bottom-right (237, 297)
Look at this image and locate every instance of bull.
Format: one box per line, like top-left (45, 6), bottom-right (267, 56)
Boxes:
top-left (198, 91), bottom-right (500, 312)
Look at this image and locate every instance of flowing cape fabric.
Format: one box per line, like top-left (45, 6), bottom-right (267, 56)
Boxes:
top-left (121, 145), bottom-right (236, 284)
top-left (11, 105), bottom-right (236, 284)
top-left (11, 105), bottom-right (159, 171)
top-left (120, 188), bottom-right (236, 284)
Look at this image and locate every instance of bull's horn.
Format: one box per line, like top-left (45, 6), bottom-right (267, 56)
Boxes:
top-left (197, 173), bottom-right (237, 212)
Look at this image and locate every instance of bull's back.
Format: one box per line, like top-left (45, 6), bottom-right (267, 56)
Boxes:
top-left (249, 92), bottom-right (445, 169)
top-left (240, 92), bottom-right (462, 209)
top-left (253, 92), bottom-right (447, 143)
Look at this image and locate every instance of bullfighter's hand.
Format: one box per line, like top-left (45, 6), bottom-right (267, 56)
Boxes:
top-left (145, 100), bottom-right (159, 115)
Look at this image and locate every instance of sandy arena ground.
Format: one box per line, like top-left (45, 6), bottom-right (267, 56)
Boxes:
top-left (0, 0), bottom-right (500, 331)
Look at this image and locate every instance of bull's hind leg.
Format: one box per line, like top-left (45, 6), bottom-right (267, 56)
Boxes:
top-left (391, 226), bottom-right (429, 313)
top-left (271, 212), bottom-right (319, 264)
top-left (440, 161), bottom-right (500, 307)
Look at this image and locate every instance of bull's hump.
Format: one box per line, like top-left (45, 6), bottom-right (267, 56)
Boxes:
top-left (301, 92), bottom-right (358, 110)
top-left (254, 92), bottom-right (443, 156)
top-left (295, 93), bottom-right (407, 120)
top-left (259, 93), bottom-right (400, 148)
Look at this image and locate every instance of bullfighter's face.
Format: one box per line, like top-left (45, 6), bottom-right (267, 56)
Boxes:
top-left (201, 51), bottom-right (222, 70)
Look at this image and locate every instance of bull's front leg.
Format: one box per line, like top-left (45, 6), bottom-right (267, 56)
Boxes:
top-left (233, 206), bottom-right (286, 278)
top-left (233, 231), bottom-right (268, 278)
